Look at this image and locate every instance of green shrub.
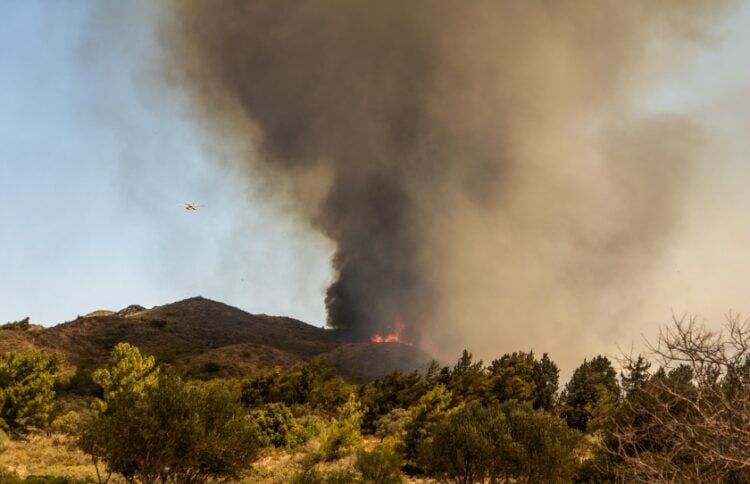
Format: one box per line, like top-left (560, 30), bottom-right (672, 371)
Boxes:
top-left (0, 317), bottom-right (31, 331)
top-left (418, 401), bottom-right (505, 482)
top-left (317, 394), bottom-right (364, 461)
top-left (419, 400), bottom-right (581, 483)
top-left (0, 349), bottom-right (63, 431)
top-left (241, 357), bottom-right (355, 411)
top-left (253, 402), bottom-right (306, 448)
top-left (374, 407), bottom-right (408, 441)
top-left (78, 371), bottom-right (259, 483)
top-left (397, 384), bottom-right (454, 466)
top-left (50, 410), bottom-right (81, 435)
top-left (356, 442), bottom-right (404, 483)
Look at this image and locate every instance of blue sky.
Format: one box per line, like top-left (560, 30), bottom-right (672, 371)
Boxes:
top-left (0, 1), bottom-right (333, 325)
top-left (1, 1), bottom-right (748, 332)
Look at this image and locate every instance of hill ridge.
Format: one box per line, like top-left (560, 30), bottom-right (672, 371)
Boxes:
top-left (0, 296), bottom-right (433, 380)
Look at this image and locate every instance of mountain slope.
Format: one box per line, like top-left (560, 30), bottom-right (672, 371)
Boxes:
top-left (0, 297), bottom-right (433, 380)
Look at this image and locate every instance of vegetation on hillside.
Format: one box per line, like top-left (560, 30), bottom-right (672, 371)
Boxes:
top-left (3, 315), bottom-right (750, 481)
top-left (0, 318), bottom-right (31, 332)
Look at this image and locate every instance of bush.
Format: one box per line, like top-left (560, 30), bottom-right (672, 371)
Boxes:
top-left (253, 402), bottom-right (306, 448)
top-left (374, 407), bottom-right (408, 441)
top-left (418, 401), bottom-right (506, 483)
top-left (360, 370), bottom-right (426, 432)
top-left (397, 384), bottom-right (454, 466)
top-left (0, 349), bottom-right (63, 431)
top-left (0, 317), bottom-right (31, 331)
top-left (419, 401), bottom-right (581, 483)
top-left (242, 357), bottom-right (355, 411)
top-left (356, 442), bottom-right (404, 483)
top-left (78, 371), bottom-right (259, 483)
top-left (50, 410), bottom-right (81, 435)
top-left (317, 393), bottom-right (364, 461)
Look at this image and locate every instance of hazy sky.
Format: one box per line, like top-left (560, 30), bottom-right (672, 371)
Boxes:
top-left (1, 0), bottom-right (749, 358)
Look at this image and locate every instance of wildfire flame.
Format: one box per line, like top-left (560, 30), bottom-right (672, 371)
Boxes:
top-left (371, 320), bottom-right (405, 344)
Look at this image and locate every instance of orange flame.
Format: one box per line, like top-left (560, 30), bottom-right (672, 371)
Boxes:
top-left (371, 320), bottom-right (405, 343)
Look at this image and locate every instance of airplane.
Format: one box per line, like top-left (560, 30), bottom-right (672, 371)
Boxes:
top-left (182, 201), bottom-right (200, 210)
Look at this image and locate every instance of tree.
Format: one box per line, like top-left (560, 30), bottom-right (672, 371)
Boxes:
top-left (317, 393), bottom-right (364, 461)
top-left (360, 370), bottom-right (426, 432)
top-left (487, 351), bottom-right (560, 411)
top-left (419, 400), bottom-right (581, 483)
top-left (398, 384), bottom-right (454, 466)
top-left (561, 355), bottom-right (619, 432)
top-left (253, 402), bottom-right (305, 449)
top-left (356, 441), bottom-right (405, 484)
top-left (446, 350), bottom-right (489, 402)
top-left (419, 401), bottom-right (509, 483)
top-left (532, 353), bottom-right (560, 412)
top-left (500, 401), bottom-right (581, 482)
top-left (241, 357), bottom-right (354, 411)
top-left (489, 351), bottom-right (537, 404)
top-left (0, 349), bottom-right (62, 431)
top-left (78, 371), bottom-right (259, 483)
top-left (91, 343), bottom-right (158, 404)
top-left (606, 315), bottom-right (750, 482)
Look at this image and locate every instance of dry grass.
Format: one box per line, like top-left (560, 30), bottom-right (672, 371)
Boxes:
top-left (0, 432), bottom-right (124, 483)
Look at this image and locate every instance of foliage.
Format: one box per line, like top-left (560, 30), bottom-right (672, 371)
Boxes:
top-left (1, 317), bottom-right (31, 331)
top-left (78, 370), bottom-right (259, 483)
top-left (316, 393), bottom-right (364, 461)
top-left (418, 400), bottom-right (509, 483)
top-left (57, 367), bottom-right (102, 398)
top-left (560, 355), bottom-right (619, 432)
top-left (419, 400), bottom-right (580, 483)
top-left (360, 370), bottom-right (426, 432)
top-left (500, 401), bottom-right (582, 482)
top-left (532, 353), bottom-right (561, 411)
top-left (397, 384), bottom-right (454, 466)
top-left (253, 402), bottom-right (306, 449)
top-left (356, 442), bottom-right (404, 483)
top-left (424, 350), bottom-right (560, 412)
top-left (374, 407), bottom-right (408, 441)
top-left (91, 342), bottom-right (158, 405)
top-left (445, 350), bottom-right (489, 402)
top-left (50, 410), bottom-right (82, 435)
top-left (241, 357), bottom-right (355, 411)
top-left (0, 349), bottom-right (62, 431)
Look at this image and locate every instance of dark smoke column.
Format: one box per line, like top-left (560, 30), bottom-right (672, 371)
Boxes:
top-left (162, 1), bottom-right (446, 340)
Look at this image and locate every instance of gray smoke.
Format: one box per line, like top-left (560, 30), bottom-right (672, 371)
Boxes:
top-left (159, 0), bottom-right (733, 360)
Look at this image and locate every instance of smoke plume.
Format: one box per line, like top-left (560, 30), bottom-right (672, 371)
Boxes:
top-left (159, 1), bottom-right (733, 364)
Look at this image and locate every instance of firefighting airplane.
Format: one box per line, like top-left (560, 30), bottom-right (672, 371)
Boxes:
top-left (182, 201), bottom-right (201, 210)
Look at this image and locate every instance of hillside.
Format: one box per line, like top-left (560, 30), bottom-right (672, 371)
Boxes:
top-left (0, 297), bottom-right (434, 380)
